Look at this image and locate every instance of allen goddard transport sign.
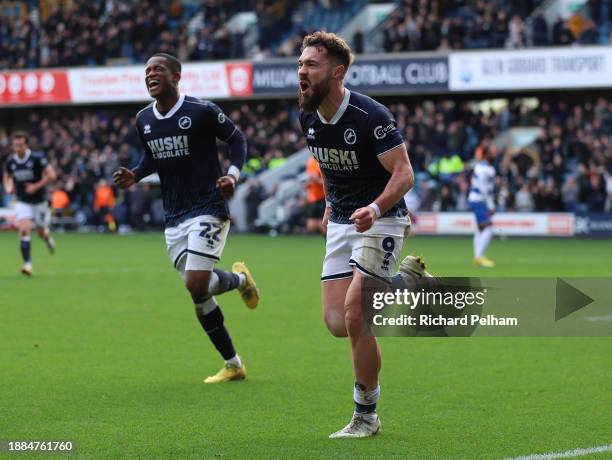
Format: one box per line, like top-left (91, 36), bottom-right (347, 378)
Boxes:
top-left (449, 46), bottom-right (612, 91)
top-left (252, 55), bottom-right (449, 96)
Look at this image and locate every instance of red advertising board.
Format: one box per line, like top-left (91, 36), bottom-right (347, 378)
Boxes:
top-left (0, 71), bottom-right (71, 105)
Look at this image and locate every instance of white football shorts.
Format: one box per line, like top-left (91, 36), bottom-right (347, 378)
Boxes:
top-left (321, 216), bottom-right (410, 283)
top-left (15, 201), bottom-right (51, 229)
top-left (165, 215), bottom-right (230, 272)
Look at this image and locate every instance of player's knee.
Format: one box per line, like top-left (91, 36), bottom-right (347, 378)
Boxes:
top-left (323, 309), bottom-right (347, 337)
top-left (185, 277), bottom-right (210, 302)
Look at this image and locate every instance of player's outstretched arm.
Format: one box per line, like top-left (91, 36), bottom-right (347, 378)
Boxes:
top-left (217, 127), bottom-right (247, 200)
top-left (216, 175), bottom-right (236, 199)
top-left (350, 143), bottom-right (414, 233)
top-left (2, 171), bottom-right (14, 194)
top-left (26, 163), bottom-right (57, 194)
top-left (114, 149), bottom-right (156, 189)
top-left (112, 167), bottom-right (137, 189)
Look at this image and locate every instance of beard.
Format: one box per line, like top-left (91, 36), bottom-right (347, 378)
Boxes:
top-left (298, 78), bottom-right (331, 112)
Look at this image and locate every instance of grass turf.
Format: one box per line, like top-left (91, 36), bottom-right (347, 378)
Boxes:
top-left (1, 232), bottom-right (611, 459)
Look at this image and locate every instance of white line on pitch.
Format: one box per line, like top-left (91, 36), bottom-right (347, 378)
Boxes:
top-left (585, 315), bottom-right (612, 322)
top-left (505, 444), bottom-right (612, 460)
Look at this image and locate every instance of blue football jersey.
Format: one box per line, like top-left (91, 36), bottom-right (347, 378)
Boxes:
top-left (4, 150), bottom-right (49, 204)
top-left (299, 89), bottom-right (407, 224)
top-left (134, 94), bottom-right (239, 228)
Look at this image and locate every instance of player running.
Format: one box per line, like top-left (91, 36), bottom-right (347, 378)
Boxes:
top-left (469, 146), bottom-right (498, 268)
top-left (298, 32), bottom-right (430, 438)
top-left (113, 53), bottom-right (259, 383)
top-left (3, 131), bottom-right (56, 276)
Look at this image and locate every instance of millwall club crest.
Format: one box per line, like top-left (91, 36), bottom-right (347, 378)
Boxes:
top-left (178, 116), bottom-right (192, 130)
top-left (344, 128), bottom-right (356, 145)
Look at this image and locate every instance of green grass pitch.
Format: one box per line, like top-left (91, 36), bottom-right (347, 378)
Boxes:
top-left (1, 232), bottom-right (611, 459)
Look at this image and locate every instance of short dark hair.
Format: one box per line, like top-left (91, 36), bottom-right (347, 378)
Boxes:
top-left (12, 130), bottom-right (29, 144)
top-left (301, 31), bottom-right (354, 73)
top-left (150, 52), bottom-right (182, 73)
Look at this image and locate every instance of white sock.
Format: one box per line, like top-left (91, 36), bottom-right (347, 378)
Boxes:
top-left (194, 296), bottom-right (217, 315)
top-left (208, 271), bottom-right (220, 293)
top-left (225, 354), bottom-right (242, 368)
top-left (354, 384), bottom-right (380, 406)
top-left (478, 226), bottom-right (493, 258)
top-left (473, 231), bottom-right (482, 258)
top-left (236, 272), bottom-right (246, 287)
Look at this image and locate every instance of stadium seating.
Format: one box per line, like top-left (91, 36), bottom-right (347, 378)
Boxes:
top-left (2, 0), bottom-right (611, 69)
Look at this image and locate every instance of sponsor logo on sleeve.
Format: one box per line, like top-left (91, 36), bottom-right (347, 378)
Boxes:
top-left (374, 123), bottom-right (395, 140)
top-left (217, 112), bottom-right (226, 124)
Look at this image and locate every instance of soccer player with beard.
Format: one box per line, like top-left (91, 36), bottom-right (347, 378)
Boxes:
top-left (113, 53), bottom-right (259, 383)
top-left (297, 32), bottom-right (431, 438)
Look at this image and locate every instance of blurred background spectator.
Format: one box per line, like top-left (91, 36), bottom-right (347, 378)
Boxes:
top-left (2, 0), bottom-right (611, 69)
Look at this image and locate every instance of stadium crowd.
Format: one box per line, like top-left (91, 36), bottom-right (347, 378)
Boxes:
top-left (1, 96), bottom-right (610, 231)
top-left (380, 0), bottom-right (607, 52)
top-left (392, 97), bottom-right (612, 214)
top-left (1, 0), bottom-right (610, 69)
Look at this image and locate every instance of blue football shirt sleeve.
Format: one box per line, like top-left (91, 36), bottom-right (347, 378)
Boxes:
top-left (38, 154), bottom-right (48, 168)
top-left (205, 102), bottom-right (237, 142)
top-left (132, 121), bottom-right (157, 181)
top-left (3, 158), bottom-right (12, 176)
top-left (368, 106), bottom-right (404, 156)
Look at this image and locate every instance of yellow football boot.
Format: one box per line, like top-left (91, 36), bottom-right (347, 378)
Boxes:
top-left (473, 257), bottom-right (495, 268)
top-left (232, 261), bottom-right (259, 309)
top-left (204, 364), bottom-right (246, 384)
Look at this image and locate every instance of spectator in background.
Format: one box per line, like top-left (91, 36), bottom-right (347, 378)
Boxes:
top-left (94, 179), bottom-right (116, 232)
top-left (562, 175), bottom-right (580, 212)
top-left (353, 28), bottom-right (364, 54)
top-left (586, 173), bottom-right (607, 211)
top-left (532, 13), bottom-right (549, 46)
top-left (605, 170), bottom-right (612, 212)
top-left (51, 184), bottom-right (71, 214)
top-left (128, 183), bottom-right (153, 230)
top-left (508, 14), bottom-right (525, 48)
top-left (304, 156), bottom-right (326, 234)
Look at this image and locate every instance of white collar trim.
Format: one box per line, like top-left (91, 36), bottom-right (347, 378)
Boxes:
top-left (153, 94), bottom-right (185, 120)
top-left (317, 89), bottom-right (350, 125)
top-left (13, 149), bottom-right (31, 164)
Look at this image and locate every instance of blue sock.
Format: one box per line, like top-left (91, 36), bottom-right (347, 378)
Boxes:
top-left (355, 401), bottom-right (377, 414)
top-left (354, 383), bottom-right (380, 414)
top-left (20, 237), bottom-right (31, 263)
top-left (212, 269), bottom-right (240, 294)
top-left (195, 305), bottom-right (236, 360)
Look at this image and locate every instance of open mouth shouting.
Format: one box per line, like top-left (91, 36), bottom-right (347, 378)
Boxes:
top-left (299, 80), bottom-right (311, 95)
top-left (146, 78), bottom-right (161, 93)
